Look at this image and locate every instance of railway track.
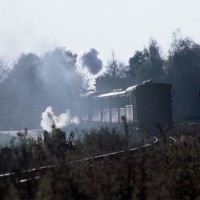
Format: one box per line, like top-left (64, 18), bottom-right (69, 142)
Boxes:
top-left (0, 136), bottom-right (176, 190)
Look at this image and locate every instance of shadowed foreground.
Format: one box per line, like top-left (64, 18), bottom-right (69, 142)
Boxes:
top-left (0, 125), bottom-right (200, 199)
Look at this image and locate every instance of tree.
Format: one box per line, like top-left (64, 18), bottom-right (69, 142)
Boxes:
top-left (103, 51), bottom-right (128, 78)
top-left (0, 53), bottom-right (42, 129)
top-left (127, 39), bottom-right (164, 83)
top-left (95, 51), bottom-right (130, 91)
top-left (165, 35), bottom-right (200, 116)
top-left (0, 47), bottom-right (82, 129)
top-left (0, 58), bottom-right (9, 82)
top-left (43, 47), bottom-right (77, 70)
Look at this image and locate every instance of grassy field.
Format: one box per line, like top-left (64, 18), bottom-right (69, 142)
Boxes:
top-left (0, 124), bottom-right (200, 199)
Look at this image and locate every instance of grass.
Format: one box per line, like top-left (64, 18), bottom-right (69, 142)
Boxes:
top-left (0, 124), bottom-right (200, 199)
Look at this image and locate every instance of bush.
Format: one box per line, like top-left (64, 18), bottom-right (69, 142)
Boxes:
top-left (0, 125), bottom-right (200, 199)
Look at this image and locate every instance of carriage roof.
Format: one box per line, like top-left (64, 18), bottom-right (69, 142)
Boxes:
top-left (80, 81), bottom-right (171, 99)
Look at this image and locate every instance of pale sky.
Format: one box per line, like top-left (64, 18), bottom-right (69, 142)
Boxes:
top-left (0, 0), bottom-right (200, 64)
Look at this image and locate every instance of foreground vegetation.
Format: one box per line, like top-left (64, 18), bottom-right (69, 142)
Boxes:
top-left (0, 124), bottom-right (200, 199)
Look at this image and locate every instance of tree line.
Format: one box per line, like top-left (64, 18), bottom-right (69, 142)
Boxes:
top-left (0, 32), bottom-right (200, 129)
top-left (98, 33), bottom-right (200, 120)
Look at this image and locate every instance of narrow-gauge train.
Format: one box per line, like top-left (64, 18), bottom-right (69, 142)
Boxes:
top-left (79, 81), bottom-right (172, 133)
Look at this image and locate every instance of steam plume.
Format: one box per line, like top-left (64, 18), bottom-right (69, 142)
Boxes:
top-left (40, 106), bottom-right (79, 132)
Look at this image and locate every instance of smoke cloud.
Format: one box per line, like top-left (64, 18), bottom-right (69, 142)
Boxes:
top-left (0, 47), bottom-right (104, 130)
top-left (40, 106), bottom-right (79, 132)
top-left (0, 48), bottom-right (83, 130)
top-left (80, 48), bottom-right (103, 74)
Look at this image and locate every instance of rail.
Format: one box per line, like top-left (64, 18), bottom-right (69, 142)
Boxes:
top-left (0, 135), bottom-right (179, 200)
top-left (0, 136), bottom-right (178, 185)
top-left (0, 136), bottom-right (159, 184)
top-left (169, 136), bottom-right (176, 143)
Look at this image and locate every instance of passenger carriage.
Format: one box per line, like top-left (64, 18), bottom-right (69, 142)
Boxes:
top-left (79, 81), bottom-right (172, 133)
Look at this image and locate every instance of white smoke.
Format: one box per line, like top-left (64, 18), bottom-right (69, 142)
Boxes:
top-left (40, 106), bottom-right (79, 132)
top-left (38, 48), bottom-right (80, 93)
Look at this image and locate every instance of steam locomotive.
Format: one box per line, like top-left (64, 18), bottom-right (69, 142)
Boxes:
top-left (79, 80), bottom-right (172, 133)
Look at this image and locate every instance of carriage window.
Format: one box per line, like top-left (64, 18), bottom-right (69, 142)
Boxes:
top-left (82, 114), bottom-right (88, 120)
top-left (120, 108), bottom-right (125, 122)
top-left (92, 109), bottom-right (101, 121)
top-left (126, 105), bottom-right (133, 122)
top-left (81, 107), bottom-right (88, 120)
top-left (111, 108), bottom-right (118, 123)
top-left (102, 108), bottom-right (110, 122)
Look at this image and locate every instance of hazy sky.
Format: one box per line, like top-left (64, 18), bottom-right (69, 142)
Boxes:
top-left (0, 0), bottom-right (200, 64)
